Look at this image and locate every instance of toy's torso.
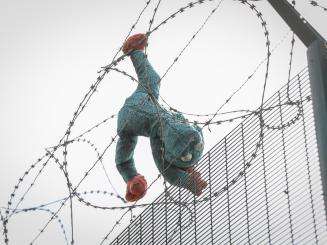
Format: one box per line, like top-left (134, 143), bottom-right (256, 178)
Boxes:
top-left (117, 91), bottom-right (167, 138)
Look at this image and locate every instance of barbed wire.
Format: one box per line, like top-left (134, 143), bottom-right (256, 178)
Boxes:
top-left (28, 135), bottom-right (119, 244)
top-left (109, 57), bottom-right (305, 130)
top-left (156, 29), bottom-right (292, 118)
top-left (2, 0), bottom-right (156, 243)
top-left (0, 0), bottom-right (283, 242)
top-left (1, 206), bottom-right (69, 245)
top-left (310, 0), bottom-right (327, 12)
top-left (145, 0), bottom-right (163, 56)
top-left (99, 0), bottom-right (296, 242)
top-left (1, 189), bottom-right (136, 245)
top-left (1, 0), bottom-right (321, 244)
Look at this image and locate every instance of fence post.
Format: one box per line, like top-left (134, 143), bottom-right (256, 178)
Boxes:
top-left (267, 0), bottom-right (327, 223)
top-left (307, 40), bottom-right (327, 216)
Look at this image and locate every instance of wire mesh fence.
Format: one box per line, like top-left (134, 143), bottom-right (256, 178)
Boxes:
top-left (110, 68), bottom-right (327, 244)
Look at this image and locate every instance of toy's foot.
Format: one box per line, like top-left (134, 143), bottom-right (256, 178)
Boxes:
top-left (125, 174), bottom-right (147, 202)
top-left (122, 33), bottom-right (147, 54)
top-left (186, 167), bottom-right (207, 196)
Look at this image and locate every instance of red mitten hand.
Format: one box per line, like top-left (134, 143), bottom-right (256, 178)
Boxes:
top-left (125, 174), bottom-right (148, 202)
top-left (122, 33), bottom-right (147, 54)
top-left (186, 167), bottom-right (207, 196)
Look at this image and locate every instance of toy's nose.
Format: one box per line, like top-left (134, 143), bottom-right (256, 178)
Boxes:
top-left (181, 153), bottom-right (193, 162)
top-left (195, 142), bottom-right (203, 151)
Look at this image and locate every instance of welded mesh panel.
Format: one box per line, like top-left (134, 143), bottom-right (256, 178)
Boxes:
top-left (111, 68), bottom-right (327, 244)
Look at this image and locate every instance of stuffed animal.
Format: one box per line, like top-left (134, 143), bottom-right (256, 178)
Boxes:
top-left (116, 33), bottom-right (207, 202)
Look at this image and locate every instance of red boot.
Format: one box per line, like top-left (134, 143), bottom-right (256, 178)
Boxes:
top-left (125, 174), bottom-right (148, 202)
top-left (186, 168), bottom-right (207, 196)
top-left (122, 33), bottom-right (147, 54)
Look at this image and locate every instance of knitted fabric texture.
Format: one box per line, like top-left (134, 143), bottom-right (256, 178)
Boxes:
top-left (115, 50), bottom-right (204, 192)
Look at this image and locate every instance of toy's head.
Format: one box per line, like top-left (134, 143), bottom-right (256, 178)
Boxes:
top-left (162, 116), bottom-right (204, 168)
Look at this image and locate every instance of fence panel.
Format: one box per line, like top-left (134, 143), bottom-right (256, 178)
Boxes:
top-left (111, 68), bottom-right (327, 244)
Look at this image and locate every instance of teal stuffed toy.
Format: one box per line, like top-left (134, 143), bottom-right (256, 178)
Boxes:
top-left (116, 34), bottom-right (207, 202)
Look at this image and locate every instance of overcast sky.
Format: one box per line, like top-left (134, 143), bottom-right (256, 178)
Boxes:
top-left (0, 0), bottom-right (326, 244)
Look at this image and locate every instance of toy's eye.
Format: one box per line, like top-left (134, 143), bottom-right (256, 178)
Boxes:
top-left (181, 153), bottom-right (192, 162)
top-left (195, 142), bottom-right (203, 151)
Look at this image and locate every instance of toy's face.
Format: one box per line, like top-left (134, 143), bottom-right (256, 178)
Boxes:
top-left (164, 128), bottom-right (204, 168)
top-left (180, 137), bottom-right (204, 164)
top-left (161, 119), bottom-right (204, 168)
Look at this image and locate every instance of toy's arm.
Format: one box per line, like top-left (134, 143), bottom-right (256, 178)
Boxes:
top-left (130, 50), bottom-right (161, 99)
top-left (115, 135), bottom-right (138, 182)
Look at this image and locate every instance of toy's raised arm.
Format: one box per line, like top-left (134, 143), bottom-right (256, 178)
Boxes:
top-left (130, 50), bottom-right (161, 99)
top-left (123, 33), bottom-right (161, 99)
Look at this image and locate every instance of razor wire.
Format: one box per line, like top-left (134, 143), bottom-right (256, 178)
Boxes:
top-left (310, 0), bottom-right (327, 12)
top-left (110, 67), bottom-right (325, 244)
top-left (1, 0), bottom-right (323, 244)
